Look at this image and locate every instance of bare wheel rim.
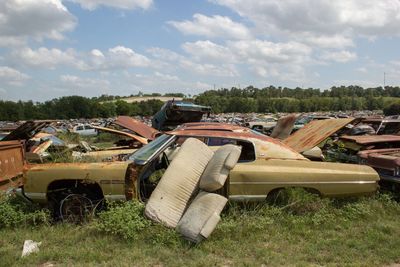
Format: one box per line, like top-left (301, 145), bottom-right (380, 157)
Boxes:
top-left (60, 194), bottom-right (94, 223)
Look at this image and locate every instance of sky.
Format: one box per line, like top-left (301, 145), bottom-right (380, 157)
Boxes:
top-left (1, 0), bottom-right (400, 101)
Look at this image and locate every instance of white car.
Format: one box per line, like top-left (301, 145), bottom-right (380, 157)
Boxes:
top-left (71, 124), bottom-right (98, 136)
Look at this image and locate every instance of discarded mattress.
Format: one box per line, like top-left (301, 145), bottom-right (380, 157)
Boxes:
top-left (176, 191), bottom-right (228, 243)
top-left (200, 144), bottom-right (241, 192)
top-left (145, 138), bottom-right (214, 228)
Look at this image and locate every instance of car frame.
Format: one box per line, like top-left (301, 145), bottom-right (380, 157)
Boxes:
top-left (23, 122), bottom-right (379, 217)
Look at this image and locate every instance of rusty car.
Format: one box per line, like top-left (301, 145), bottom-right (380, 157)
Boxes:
top-left (22, 122), bottom-right (379, 219)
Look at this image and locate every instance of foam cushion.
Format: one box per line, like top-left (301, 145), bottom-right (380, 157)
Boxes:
top-left (199, 144), bottom-right (241, 192)
top-left (176, 191), bottom-right (228, 243)
top-left (145, 138), bottom-right (214, 228)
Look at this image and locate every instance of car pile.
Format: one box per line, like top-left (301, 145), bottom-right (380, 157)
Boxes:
top-left (3, 107), bottom-right (400, 243)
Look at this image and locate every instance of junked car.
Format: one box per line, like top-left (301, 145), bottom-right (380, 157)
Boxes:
top-left (22, 122), bottom-right (379, 218)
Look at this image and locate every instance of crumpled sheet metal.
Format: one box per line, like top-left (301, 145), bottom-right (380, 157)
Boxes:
top-left (2, 120), bottom-right (53, 141)
top-left (358, 148), bottom-right (400, 174)
top-left (114, 116), bottom-right (159, 140)
top-left (284, 118), bottom-right (355, 153)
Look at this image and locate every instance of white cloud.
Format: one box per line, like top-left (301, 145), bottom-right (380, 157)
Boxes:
top-left (320, 50), bottom-right (357, 63)
top-left (168, 13), bottom-right (251, 39)
top-left (213, 0), bottom-right (400, 35)
top-left (180, 59), bottom-right (238, 77)
top-left (182, 40), bottom-right (235, 62)
top-left (147, 47), bottom-right (182, 61)
top-left (9, 45), bottom-right (150, 71)
top-left (0, 66), bottom-right (29, 86)
top-left (301, 34), bottom-right (354, 49)
top-left (11, 47), bottom-right (86, 69)
top-left (125, 72), bottom-right (213, 94)
top-left (229, 40), bottom-right (311, 64)
top-left (60, 74), bottom-right (110, 88)
top-left (0, 0), bottom-right (76, 45)
top-left (105, 46), bottom-right (150, 68)
top-left (68, 0), bottom-right (152, 10)
top-left (154, 72), bottom-right (179, 81)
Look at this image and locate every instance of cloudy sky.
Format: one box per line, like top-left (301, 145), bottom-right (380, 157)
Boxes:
top-left (1, 0), bottom-right (400, 101)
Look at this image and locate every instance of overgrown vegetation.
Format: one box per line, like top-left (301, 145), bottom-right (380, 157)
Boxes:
top-left (2, 189), bottom-right (400, 266)
top-left (93, 201), bottom-right (150, 240)
top-left (0, 192), bottom-right (50, 228)
top-left (3, 85), bottom-right (400, 120)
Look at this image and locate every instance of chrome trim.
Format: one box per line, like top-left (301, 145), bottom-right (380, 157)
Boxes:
top-left (104, 194), bottom-right (126, 201)
top-left (230, 181), bottom-right (377, 185)
top-left (229, 195), bottom-right (267, 201)
top-left (24, 192), bottom-right (46, 200)
top-left (133, 135), bottom-right (176, 165)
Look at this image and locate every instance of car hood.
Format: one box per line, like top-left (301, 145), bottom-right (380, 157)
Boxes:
top-left (114, 116), bottom-right (160, 141)
top-left (283, 118), bottom-right (355, 153)
top-left (2, 120), bottom-right (54, 141)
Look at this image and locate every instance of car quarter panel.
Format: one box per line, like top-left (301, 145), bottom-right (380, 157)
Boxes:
top-left (24, 162), bottom-right (130, 203)
top-left (228, 159), bottom-right (379, 200)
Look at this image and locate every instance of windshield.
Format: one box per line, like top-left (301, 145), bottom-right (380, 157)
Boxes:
top-left (128, 134), bottom-right (174, 164)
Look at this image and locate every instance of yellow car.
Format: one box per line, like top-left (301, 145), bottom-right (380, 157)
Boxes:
top-left (23, 122), bottom-right (379, 218)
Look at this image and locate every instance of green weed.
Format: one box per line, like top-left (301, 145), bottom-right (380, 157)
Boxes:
top-left (0, 192), bottom-right (50, 228)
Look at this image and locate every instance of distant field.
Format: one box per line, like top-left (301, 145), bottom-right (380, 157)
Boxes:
top-left (110, 96), bottom-right (183, 103)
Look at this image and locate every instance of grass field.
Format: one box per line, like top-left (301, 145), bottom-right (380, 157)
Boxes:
top-left (2, 189), bottom-right (400, 266)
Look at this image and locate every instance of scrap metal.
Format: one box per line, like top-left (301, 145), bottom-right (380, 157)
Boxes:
top-left (114, 116), bottom-right (160, 141)
top-left (0, 140), bottom-right (25, 190)
top-left (2, 120), bottom-right (54, 141)
top-left (284, 118), bottom-right (355, 153)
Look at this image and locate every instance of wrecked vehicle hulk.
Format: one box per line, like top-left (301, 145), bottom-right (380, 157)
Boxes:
top-left (22, 122), bottom-right (379, 219)
top-left (151, 100), bottom-right (211, 131)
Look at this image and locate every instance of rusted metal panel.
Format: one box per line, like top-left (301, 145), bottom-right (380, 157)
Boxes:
top-left (340, 135), bottom-right (400, 145)
top-left (284, 118), bottom-right (355, 153)
top-left (358, 148), bottom-right (400, 160)
top-left (114, 116), bottom-right (159, 140)
top-left (2, 120), bottom-right (54, 141)
top-left (92, 125), bottom-right (148, 145)
top-left (270, 114), bottom-right (298, 140)
top-left (357, 148), bottom-right (400, 182)
top-left (177, 122), bottom-right (247, 132)
top-left (0, 140), bottom-right (25, 190)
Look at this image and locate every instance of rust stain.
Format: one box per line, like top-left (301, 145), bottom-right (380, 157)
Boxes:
top-left (114, 116), bottom-right (159, 140)
top-left (168, 124), bottom-right (301, 155)
top-left (284, 118), bottom-right (355, 153)
top-left (124, 162), bottom-right (138, 201)
top-left (0, 140), bottom-right (25, 190)
top-left (340, 135), bottom-right (400, 145)
top-left (358, 148), bottom-right (400, 173)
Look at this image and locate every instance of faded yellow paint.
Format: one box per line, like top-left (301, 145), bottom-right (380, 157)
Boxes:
top-left (24, 162), bottom-right (130, 203)
top-left (229, 159), bottom-right (379, 198)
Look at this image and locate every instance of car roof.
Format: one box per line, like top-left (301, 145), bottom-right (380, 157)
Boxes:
top-left (167, 122), bottom-right (306, 160)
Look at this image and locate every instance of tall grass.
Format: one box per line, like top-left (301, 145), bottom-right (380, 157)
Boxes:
top-left (2, 189), bottom-right (400, 266)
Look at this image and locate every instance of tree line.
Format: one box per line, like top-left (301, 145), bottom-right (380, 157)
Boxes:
top-left (194, 85), bottom-right (400, 114)
top-left (1, 85), bottom-right (400, 121)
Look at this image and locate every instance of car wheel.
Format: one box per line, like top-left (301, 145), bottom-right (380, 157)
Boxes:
top-left (59, 194), bottom-right (94, 224)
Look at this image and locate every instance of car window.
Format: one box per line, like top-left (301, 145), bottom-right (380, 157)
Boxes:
top-left (207, 138), bottom-right (235, 146)
top-left (85, 126), bottom-right (93, 130)
top-left (76, 126), bottom-right (83, 131)
top-left (207, 137), bottom-right (256, 162)
top-left (129, 134), bottom-right (175, 164)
